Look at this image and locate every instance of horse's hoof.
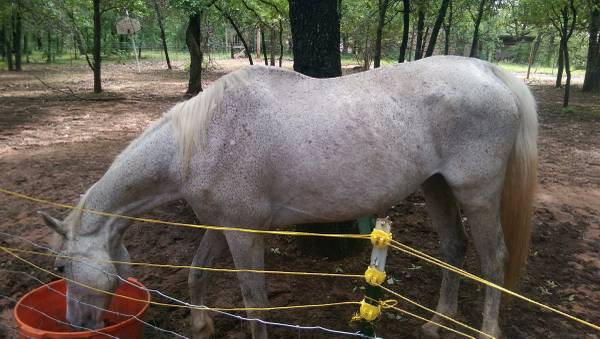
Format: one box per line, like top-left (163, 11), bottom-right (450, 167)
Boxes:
top-left (418, 323), bottom-right (441, 339)
top-left (191, 314), bottom-right (214, 339)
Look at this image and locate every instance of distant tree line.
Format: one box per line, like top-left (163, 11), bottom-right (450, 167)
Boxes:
top-left (1, 0), bottom-right (599, 101)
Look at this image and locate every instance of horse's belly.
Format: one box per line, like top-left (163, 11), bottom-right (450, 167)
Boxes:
top-left (269, 159), bottom-right (429, 225)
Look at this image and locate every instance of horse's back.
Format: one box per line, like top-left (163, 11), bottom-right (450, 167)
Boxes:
top-left (185, 57), bottom-right (525, 224)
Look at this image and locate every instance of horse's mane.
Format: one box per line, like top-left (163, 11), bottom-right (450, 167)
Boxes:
top-left (167, 68), bottom-right (252, 171)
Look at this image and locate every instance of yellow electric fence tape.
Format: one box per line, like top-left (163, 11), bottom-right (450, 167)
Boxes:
top-left (388, 241), bottom-right (600, 332)
top-left (0, 246), bottom-right (359, 312)
top-left (358, 299), bottom-right (381, 322)
top-left (369, 228), bottom-right (392, 248)
top-left (5, 246), bottom-right (362, 279)
top-left (0, 188), bottom-right (369, 240)
top-left (1, 187), bottom-right (599, 333)
top-left (0, 246), bottom-right (474, 338)
top-left (364, 266), bottom-right (386, 286)
top-left (3, 245), bottom-right (490, 338)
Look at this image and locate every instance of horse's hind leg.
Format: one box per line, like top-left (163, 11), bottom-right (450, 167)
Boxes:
top-left (420, 174), bottom-right (468, 338)
top-left (189, 230), bottom-right (228, 339)
top-left (448, 174), bottom-right (507, 339)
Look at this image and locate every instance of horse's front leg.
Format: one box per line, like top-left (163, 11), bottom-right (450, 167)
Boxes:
top-left (189, 230), bottom-right (228, 339)
top-left (225, 231), bottom-right (269, 339)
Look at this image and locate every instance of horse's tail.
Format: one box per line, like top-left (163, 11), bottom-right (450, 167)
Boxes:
top-left (493, 66), bottom-right (538, 291)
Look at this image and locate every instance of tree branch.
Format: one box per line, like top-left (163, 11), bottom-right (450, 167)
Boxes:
top-left (255, 0), bottom-right (285, 17)
top-left (240, 0), bottom-right (268, 26)
top-left (567, 0), bottom-right (577, 39)
top-left (100, 6), bottom-right (119, 14)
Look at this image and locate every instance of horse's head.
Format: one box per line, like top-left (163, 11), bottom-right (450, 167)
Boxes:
top-left (39, 210), bottom-right (130, 329)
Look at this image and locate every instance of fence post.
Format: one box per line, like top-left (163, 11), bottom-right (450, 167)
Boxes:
top-left (354, 217), bottom-right (392, 337)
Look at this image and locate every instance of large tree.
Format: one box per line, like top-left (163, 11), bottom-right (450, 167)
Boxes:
top-left (470, 0), bottom-right (488, 57)
top-left (373, 0), bottom-right (390, 68)
top-left (185, 11), bottom-right (204, 96)
top-left (398, 0), bottom-right (410, 62)
top-left (414, 7), bottom-right (425, 60)
top-left (92, 0), bottom-right (101, 92)
top-left (12, 0), bottom-right (22, 71)
top-left (442, 0), bottom-right (453, 55)
top-left (288, 0), bottom-right (341, 78)
top-left (583, 1), bottom-right (600, 92)
top-left (152, 0), bottom-right (171, 70)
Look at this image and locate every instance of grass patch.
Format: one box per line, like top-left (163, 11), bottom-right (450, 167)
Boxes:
top-left (498, 62), bottom-right (585, 76)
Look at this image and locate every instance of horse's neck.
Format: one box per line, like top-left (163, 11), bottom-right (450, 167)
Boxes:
top-left (78, 118), bottom-right (182, 236)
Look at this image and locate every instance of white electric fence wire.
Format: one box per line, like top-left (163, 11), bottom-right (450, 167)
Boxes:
top-left (0, 231), bottom-right (370, 338)
top-left (0, 293), bottom-right (119, 339)
top-left (0, 268), bottom-right (189, 339)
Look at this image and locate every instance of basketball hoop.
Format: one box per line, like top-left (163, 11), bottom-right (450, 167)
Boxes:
top-left (116, 17), bottom-right (141, 35)
top-left (116, 10), bottom-right (141, 73)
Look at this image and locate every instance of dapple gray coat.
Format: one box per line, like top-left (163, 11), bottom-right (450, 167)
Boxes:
top-left (41, 56), bottom-right (538, 339)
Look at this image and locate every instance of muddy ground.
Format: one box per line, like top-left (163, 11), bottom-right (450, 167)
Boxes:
top-left (0, 59), bottom-right (599, 338)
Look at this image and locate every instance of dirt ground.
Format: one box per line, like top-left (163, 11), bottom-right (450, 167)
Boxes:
top-left (0, 59), bottom-right (599, 339)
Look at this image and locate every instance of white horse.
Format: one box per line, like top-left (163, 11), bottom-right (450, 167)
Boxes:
top-left (40, 55), bottom-right (537, 338)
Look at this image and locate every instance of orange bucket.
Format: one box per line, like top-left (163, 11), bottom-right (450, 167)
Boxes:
top-left (13, 278), bottom-right (150, 338)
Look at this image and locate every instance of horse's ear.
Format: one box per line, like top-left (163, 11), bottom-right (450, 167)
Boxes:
top-left (38, 211), bottom-right (67, 238)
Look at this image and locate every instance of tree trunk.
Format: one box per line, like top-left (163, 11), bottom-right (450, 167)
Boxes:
top-left (407, 18), bottom-right (416, 61)
top-left (443, 1), bottom-right (453, 55)
top-left (23, 32), bottom-right (29, 63)
top-left (425, 0), bottom-right (450, 57)
top-left (46, 30), bottom-right (51, 64)
top-left (563, 38), bottom-right (571, 107)
top-left (526, 32), bottom-right (542, 80)
top-left (56, 33), bottom-right (63, 55)
top-left (561, 1), bottom-right (577, 107)
top-left (374, 0), bottom-right (389, 68)
top-left (469, 0), bottom-right (486, 58)
top-left (556, 36), bottom-right (564, 88)
top-left (414, 9), bottom-right (425, 60)
top-left (4, 23), bottom-right (13, 71)
top-left (153, 0), bottom-right (172, 70)
top-left (398, 0), bottom-right (410, 63)
top-left (289, 0), bottom-right (341, 78)
top-left (421, 26), bottom-right (429, 56)
top-left (289, 1), bottom-right (360, 258)
top-left (269, 26), bottom-right (276, 66)
top-left (363, 35), bottom-right (371, 70)
top-left (13, 7), bottom-right (22, 71)
top-left (261, 27), bottom-right (268, 65)
top-left (186, 13), bottom-right (203, 97)
top-left (93, 0), bottom-right (102, 93)
top-left (256, 29), bottom-right (261, 59)
top-left (583, 6), bottom-right (600, 92)
top-left (0, 25), bottom-right (5, 62)
top-left (278, 20), bottom-right (283, 67)
top-left (73, 35), bottom-right (78, 60)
